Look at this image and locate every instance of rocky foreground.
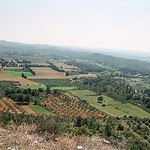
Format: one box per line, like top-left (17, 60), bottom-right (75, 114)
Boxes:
top-left (0, 124), bottom-right (118, 150)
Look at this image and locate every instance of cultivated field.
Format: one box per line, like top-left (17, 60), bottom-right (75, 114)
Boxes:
top-left (0, 70), bottom-right (33, 76)
top-left (30, 67), bottom-right (65, 76)
top-left (3, 67), bottom-right (24, 70)
top-left (29, 78), bottom-right (73, 87)
top-left (0, 70), bottom-right (10, 75)
top-left (29, 103), bottom-right (52, 115)
top-left (22, 105), bottom-right (37, 116)
top-left (50, 86), bottom-right (77, 90)
top-left (0, 76), bottom-right (39, 85)
top-left (18, 85), bottom-right (46, 89)
top-left (41, 92), bottom-right (108, 118)
top-left (70, 90), bottom-right (150, 118)
top-left (0, 97), bottom-right (25, 114)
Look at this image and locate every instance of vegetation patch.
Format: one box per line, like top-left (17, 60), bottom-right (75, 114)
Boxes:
top-left (29, 78), bottom-right (73, 87)
top-left (29, 102), bottom-right (52, 115)
top-left (0, 71), bottom-right (33, 76)
top-left (70, 90), bottom-right (150, 118)
top-left (18, 85), bottom-right (46, 90)
top-left (50, 86), bottom-right (77, 90)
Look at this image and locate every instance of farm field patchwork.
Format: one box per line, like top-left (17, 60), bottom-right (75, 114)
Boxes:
top-left (30, 67), bottom-right (65, 76)
top-left (70, 90), bottom-right (150, 118)
top-left (0, 70), bottom-right (33, 76)
top-left (0, 76), bottom-right (39, 85)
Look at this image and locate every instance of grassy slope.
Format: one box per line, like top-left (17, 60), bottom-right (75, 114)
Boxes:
top-left (128, 81), bottom-right (150, 89)
top-left (0, 71), bottom-right (33, 76)
top-left (50, 86), bottom-right (77, 90)
top-left (70, 90), bottom-right (150, 118)
top-left (18, 85), bottom-right (46, 89)
top-left (29, 103), bottom-right (52, 115)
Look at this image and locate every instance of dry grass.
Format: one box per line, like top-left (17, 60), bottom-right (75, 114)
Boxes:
top-left (0, 124), bottom-right (117, 150)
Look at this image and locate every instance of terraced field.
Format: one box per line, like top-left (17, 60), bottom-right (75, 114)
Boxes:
top-left (41, 92), bottom-right (109, 118)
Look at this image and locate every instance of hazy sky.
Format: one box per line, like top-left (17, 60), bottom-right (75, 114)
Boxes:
top-left (0, 0), bottom-right (150, 52)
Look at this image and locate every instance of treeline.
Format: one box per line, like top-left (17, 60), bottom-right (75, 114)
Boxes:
top-left (48, 62), bottom-right (65, 72)
top-left (87, 53), bottom-right (150, 75)
top-left (65, 60), bottom-right (105, 73)
top-left (0, 58), bottom-right (18, 67)
top-left (5, 87), bottom-right (47, 104)
top-left (26, 66), bottom-right (35, 75)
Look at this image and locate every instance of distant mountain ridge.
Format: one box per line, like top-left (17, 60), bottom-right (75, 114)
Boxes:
top-left (1, 40), bottom-right (150, 75)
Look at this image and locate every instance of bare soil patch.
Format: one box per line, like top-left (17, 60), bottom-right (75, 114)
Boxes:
top-left (31, 67), bottom-right (65, 76)
top-left (28, 73), bottom-right (97, 79)
top-left (0, 70), bottom-right (10, 74)
top-left (22, 105), bottom-right (37, 116)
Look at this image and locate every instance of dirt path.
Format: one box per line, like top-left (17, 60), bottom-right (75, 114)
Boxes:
top-left (22, 105), bottom-right (37, 116)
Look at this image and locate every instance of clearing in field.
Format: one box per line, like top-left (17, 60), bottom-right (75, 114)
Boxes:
top-left (0, 76), bottom-right (39, 86)
top-left (70, 90), bottom-right (150, 118)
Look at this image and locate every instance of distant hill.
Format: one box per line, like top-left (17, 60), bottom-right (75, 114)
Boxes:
top-left (1, 40), bottom-right (150, 75)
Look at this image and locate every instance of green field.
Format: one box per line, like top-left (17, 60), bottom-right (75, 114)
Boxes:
top-left (70, 90), bottom-right (150, 118)
top-left (51, 86), bottom-right (77, 90)
top-left (18, 85), bottom-right (46, 89)
top-left (128, 81), bottom-right (150, 89)
top-left (0, 71), bottom-right (33, 76)
top-left (29, 103), bottom-right (52, 115)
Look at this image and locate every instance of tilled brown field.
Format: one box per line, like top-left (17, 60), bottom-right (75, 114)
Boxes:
top-left (22, 105), bottom-right (37, 116)
top-left (0, 71), bottom-right (10, 74)
top-left (28, 73), bottom-right (97, 79)
top-left (31, 67), bottom-right (65, 76)
top-left (0, 76), bottom-right (39, 85)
